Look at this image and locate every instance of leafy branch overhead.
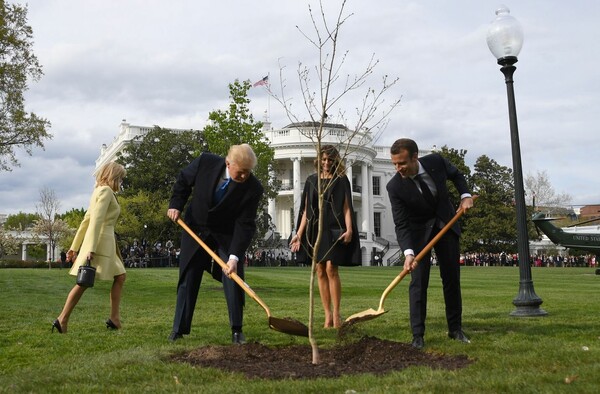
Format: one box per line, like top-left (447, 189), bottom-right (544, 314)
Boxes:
top-left (0, 2), bottom-right (52, 171)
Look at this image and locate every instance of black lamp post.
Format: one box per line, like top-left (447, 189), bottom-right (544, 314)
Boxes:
top-left (486, 6), bottom-right (547, 317)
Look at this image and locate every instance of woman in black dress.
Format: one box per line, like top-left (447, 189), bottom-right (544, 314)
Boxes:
top-left (289, 145), bottom-right (360, 328)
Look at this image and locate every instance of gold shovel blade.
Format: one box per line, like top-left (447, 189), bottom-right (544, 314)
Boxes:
top-left (269, 316), bottom-right (309, 337)
top-left (343, 308), bottom-right (388, 327)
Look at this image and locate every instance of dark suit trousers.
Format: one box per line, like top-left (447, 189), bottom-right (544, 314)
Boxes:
top-left (409, 228), bottom-right (462, 336)
top-left (172, 246), bottom-right (245, 335)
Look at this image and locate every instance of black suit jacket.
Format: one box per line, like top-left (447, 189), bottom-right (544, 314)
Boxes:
top-left (169, 153), bottom-right (264, 270)
top-left (386, 153), bottom-right (469, 253)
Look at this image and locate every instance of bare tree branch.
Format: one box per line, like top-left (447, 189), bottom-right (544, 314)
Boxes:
top-left (270, 1), bottom-right (402, 364)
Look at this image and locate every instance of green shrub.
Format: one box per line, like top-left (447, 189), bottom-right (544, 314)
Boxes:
top-left (0, 259), bottom-right (62, 268)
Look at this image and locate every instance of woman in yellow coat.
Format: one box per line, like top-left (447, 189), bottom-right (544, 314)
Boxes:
top-left (52, 162), bottom-right (127, 333)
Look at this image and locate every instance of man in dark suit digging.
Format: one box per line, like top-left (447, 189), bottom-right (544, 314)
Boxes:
top-left (387, 138), bottom-right (473, 350)
top-left (167, 144), bottom-right (263, 344)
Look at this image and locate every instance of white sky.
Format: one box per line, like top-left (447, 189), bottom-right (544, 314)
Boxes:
top-left (1, 0), bottom-right (599, 216)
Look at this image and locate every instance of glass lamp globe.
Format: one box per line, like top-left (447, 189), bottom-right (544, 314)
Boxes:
top-left (486, 5), bottom-right (524, 60)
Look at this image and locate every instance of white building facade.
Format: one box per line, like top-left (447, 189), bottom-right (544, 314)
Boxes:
top-left (95, 120), bottom-right (437, 265)
top-left (94, 120), bottom-right (200, 172)
top-left (263, 121), bottom-right (404, 266)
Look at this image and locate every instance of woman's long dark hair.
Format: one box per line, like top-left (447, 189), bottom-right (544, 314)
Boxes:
top-left (314, 145), bottom-right (346, 176)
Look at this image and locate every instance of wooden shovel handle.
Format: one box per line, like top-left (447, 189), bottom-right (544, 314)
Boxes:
top-left (176, 218), bottom-right (273, 317)
top-left (377, 196), bottom-right (477, 311)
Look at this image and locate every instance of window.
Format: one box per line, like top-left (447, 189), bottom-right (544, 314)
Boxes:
top-left (373, 176), bottom-right (381, 196)
top-left (374, 212), bottom-right (381, 238)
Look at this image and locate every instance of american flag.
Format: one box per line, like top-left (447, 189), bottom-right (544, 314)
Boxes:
top-left (253, 75), bottom-right (269, 87)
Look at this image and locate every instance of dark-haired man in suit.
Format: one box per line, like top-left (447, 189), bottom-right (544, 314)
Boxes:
top-left (387, 138), bottom-right (473, 350)
top-left (167, 143), bottom-right (264, 344)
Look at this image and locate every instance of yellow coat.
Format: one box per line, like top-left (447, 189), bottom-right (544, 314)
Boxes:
top-left (69, 185), bottom-right (126, 280)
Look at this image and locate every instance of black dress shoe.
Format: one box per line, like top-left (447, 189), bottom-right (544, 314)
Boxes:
top-left (232, 331), bottom-right (246, 345)
top-left (168, 332), bottom-right (184, 342)
top-left (52, 319), bottom-right (63, 334)
top-left (448, 329), bottom-right (471, 343)
top-left (106, 319), bottom-right (119, 330)
top-left (411, 335), bottom-right (425, 349)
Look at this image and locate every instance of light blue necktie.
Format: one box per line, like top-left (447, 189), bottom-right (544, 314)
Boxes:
top-left (214, 177), bottom-right (231, 203)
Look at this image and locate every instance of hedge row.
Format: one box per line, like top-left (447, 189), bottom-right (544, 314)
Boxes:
top-left (0, 260), bottom-right (65, 269)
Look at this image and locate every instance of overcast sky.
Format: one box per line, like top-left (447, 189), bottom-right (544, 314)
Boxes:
top-left (1, 0), bottom-right (599, 216)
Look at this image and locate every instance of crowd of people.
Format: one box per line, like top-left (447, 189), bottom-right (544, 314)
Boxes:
top-left (459, 252), bottom-right (596, 267)
top-left (119, 240), bottom-right (179, 268)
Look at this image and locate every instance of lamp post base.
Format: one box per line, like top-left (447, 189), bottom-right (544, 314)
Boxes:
top-left (510, 281), bottom-right (548, 317)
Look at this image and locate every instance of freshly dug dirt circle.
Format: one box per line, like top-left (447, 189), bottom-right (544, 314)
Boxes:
top-left (170, 336), bottom-right (472, 380)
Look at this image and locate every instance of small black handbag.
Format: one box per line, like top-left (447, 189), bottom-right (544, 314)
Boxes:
top-left (76, 258), bottom-right (96, 288)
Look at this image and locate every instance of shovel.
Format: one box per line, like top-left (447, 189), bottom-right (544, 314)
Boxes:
top-left (177, 218), bottom-right (309, 337)
top-left (343, 200), bottom-right (475, 327)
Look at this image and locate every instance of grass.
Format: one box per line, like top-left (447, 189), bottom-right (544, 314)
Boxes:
top-left (0, 266), bottom-right (598, 393)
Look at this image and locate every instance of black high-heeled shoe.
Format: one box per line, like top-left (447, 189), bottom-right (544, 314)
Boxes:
top-left (52, 319), bottom-right (63, 334)
top-left (106, 319), bottom-right (119, 330)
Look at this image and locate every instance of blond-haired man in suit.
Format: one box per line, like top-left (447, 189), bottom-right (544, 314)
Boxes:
top-left (167, 144), bottom-right (264, 344)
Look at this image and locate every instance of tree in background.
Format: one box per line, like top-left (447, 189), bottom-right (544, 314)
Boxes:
top-left (438, 146), bottom-right (472, 205)
top-left (117, 191), bottom-right (170, 250)
top-left (2, 211), bottom-right (39, 260)
top-left (3, 211), bottom-right (39, 230)
top-left (57, 208), bottom-right (86, 251)
top-left (32, 187), bottom-right (70, 265)
top-left (117, 126), bottom-right (205, 201)
top-left (0, 226), bottom-right (20, 257)
top-left (462, 155), bottom-right (538, 254)
top-left (202, 79), bottom-right (279, 252)
top-left (116, 126), bottom-right (205, 247)
top-left (0, 2), bottom-right (51, 171)
top-left (525, 170), bottom-right (572, 213)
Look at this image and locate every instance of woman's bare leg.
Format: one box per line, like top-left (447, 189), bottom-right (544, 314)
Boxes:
top-left (56, 285), bottom-right (87, 332)
top-left (109, 273), bottom-right (126, 328)
top-left (326, 262), bottom-right (342, 328)
top-left (316, 263), bottom-right (333, 327)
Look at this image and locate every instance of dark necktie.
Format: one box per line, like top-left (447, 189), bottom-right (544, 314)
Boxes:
top-left (214, 177), bottom-right (231, 203)
top-left (415, 174), bottom-right (436, 207)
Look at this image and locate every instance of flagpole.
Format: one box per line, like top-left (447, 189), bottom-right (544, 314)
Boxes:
top-left (267, 72), bottom-right (271, 122)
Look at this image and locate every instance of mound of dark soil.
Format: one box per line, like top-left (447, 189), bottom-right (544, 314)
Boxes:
top-left (171, 336), bottom-right (472, 380)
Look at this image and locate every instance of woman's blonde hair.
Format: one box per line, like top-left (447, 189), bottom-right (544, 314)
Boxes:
top-left (95, 162), bottom-right (126, 191)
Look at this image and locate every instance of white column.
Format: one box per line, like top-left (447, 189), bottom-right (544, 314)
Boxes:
top-left (21, 243), bottom-right (27, 261)
top-left (268, 198), bottom-right (276, 227)
top-left (361, 163), bottom-right (371, 240)
top-left (346, 159), bottom-right (353, 193)
top-left (367, 165), bottom-right (374, 239)
top-left (268, 166), bottom-right (277, 232)
top-left (292, 157), bottom-right (302, 230)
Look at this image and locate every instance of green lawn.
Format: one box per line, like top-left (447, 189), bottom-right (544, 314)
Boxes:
top-left (0, 266), bottom-right (598, 393)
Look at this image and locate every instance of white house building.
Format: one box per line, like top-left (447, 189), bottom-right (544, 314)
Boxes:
top-left (95, 120), bottom-right (436, 266)
top-left (94, 120), bottom-right (201, 172)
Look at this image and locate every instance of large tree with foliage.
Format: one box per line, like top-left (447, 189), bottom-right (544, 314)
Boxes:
top-left (116, 191), bottom-right (172, 249)
top-left (461, 155), bottom-right (538, 253)
top-left (115, 127), bottom-right (205, 247)
top-left (438, 146), bottom-right (472, 204)
top-left (57, 207), bottom-right (86, 251)
top-left (202, 79), bottom-right (279, 250)
top-left (117, 126), bottom-right (205, 200)
top-left (437, 146), bottom-right (476, 253)
top-left (3, 211), bottom-right (38, 230)
top-left (0, 2), bottom-right (51, 171)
